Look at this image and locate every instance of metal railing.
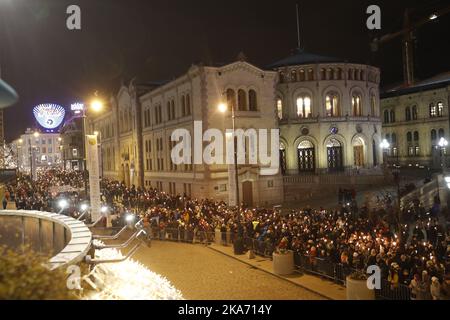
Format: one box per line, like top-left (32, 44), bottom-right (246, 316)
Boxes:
top-left (134, 226), bottom-right (413, 300)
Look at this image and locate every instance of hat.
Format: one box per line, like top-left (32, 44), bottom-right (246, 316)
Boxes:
top-left (0, 78), bottom-right (18, 109)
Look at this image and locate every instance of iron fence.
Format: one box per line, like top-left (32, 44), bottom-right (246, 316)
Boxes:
top-left (137, 227), bottom-right (413, 300)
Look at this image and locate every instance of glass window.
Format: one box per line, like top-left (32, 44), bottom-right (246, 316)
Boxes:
top-left (412, 105), bottom-right (418, 120)
top-left (431, 129), bottom-right (437, 141)
top-left (430, 103), bottom-right (437, 117)
top-left (407, 132), bottom-right (412, 142)
top-left (237, 89), bottom-right (247, 111)
top-left (437, 102), bottom-right (444, 116)
top-left (325, 93), bottom-right (340, 117)
top-left (296, 95), bottom-right (312, 118)
top-left (249, 90), bottom-right (257, 111)
top-left (405, 107), bottom-right (411, 121)
top-left (276, 99), bottom-right (283, 120)
top-left (352, 94), bottom-right (362, 116)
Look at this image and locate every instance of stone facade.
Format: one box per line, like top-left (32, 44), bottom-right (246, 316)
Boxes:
top-left (380, 73), bottom-right (450, 168)
top-left (272, 51), bottom-right (382, 175)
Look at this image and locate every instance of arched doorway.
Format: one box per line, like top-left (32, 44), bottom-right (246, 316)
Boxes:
top-left (297, 140), bottom-right (315, 172)
top-left (326, 138), bottom-right (343, 171)
top-left (242, 181), bottom-right (253, 207)
top-left (353, 137), bottom-right (365, 167)
top-left (279, 142), bottom-right (287, 175)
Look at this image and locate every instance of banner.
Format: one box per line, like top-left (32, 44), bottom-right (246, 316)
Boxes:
top-left (86, 134), bottom-right (101, 220)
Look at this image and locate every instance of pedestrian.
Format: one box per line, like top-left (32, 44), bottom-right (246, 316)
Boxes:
top-left (2, 196), bottom-right (7, 210)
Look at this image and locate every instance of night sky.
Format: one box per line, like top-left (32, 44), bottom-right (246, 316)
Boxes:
top-left (1, 0), bottom-right (449, 141)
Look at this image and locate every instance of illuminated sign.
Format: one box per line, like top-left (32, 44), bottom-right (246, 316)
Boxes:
top-left (71, 103), bottom-right (84, 114)
top-left (33, 103), bottom-right (66, 131)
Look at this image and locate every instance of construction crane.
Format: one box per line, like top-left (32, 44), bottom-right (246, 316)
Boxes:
top-left (371, 4), bottom-right (450, 87)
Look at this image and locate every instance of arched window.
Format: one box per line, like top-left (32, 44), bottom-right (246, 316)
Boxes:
top-left (326, 138), bottom-right (343, 171)
top-left (297, 140), bottom-right (315, 172)
top-left (237, 89), bottom-right (247, 111)
top-left (279, 142), bottom-right (287, 174)
top-left (307, 68), bottom-right (314, 81)
top-left (405, 107), bottom-right (411, 121)
top-left (320, 68), bottom-right (326, 80)
top-left (412, 105), bottom-right (417, 120)
top-left (384, 110), bottom-right (389, 123)
top-left (431, 129), bottom-right (437, 141)
top-left (390, 110), bottom-right (396, 123)
top-left (296, 95), bottom-right (312, 118)
top-left (348, 69), bottom-right (353, 80)
top-left (291, 70), bottom-right (297, 82)
top-left (326, 68), bottom-right (333, 80)
top-left (352, 93), bottom-right (362, 116)
top-left (279, 72), bottom-right (285, 83)
top-left (438, 128), bottom-right (445, 139)
top-left (249, 89), bottom-right (257, 111)
top-left (385, 133), bottom-right (391, 143)
top-left (299, 69), bottom-right (305, 81)
top-left (335, 68), bottom-right (342, 80)
top-left (430, 103), bottom-right (437, 117)
top-left (226, 89), bottom-right (236, 111)
top-left (391, 133), bottom-right (397, 144)
top-left (186, 93), bottom-right (191, 115)
top-left (181, 95), bottom-right (186, 116)
top-left (325, 92), bottom-right (340, 117)
top-left (406, 132), bottom-right (412, 142)
top-left (276, 98), bottom-right (283, 120)
top-left (413, 131), bottom-right (419, 141)
top-left (437, 102), bottom-right (444, 116)
top-left (370, 94), bottom-right (376, 116)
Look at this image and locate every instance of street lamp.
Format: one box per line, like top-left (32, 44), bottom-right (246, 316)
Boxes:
top-left (380, 139), bottom-right (390, 166)
top-left (81, 97), bottom-right (104, 199)
top-left (29, 131), bottom-right (39, 180)
top-left (218, 99), bottom-right (240, 211)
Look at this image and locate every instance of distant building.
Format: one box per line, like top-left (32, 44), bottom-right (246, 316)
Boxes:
top-left (14, 128), bottom-right (63, 174)
top-left (60, 117), bottom-right (85, 171)
top-left (380, 72), bottom-right (450, 168)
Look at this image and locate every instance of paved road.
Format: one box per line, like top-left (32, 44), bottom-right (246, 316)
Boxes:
top-left (119, 240), bottom-right (324, 300)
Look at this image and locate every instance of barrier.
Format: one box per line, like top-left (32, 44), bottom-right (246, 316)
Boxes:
top-left (137, 226), bottom-right (414, 300)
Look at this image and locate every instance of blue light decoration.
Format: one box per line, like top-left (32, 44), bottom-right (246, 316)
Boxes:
top-left (33, 103), bottom-right (66, 132)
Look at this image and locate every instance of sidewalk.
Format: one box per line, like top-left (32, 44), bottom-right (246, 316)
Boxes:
top-left (208, 243), bottom-right (346, 300)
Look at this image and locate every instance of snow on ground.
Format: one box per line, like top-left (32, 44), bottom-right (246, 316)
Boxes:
top-left (85, 241), bottom-right (183, 300)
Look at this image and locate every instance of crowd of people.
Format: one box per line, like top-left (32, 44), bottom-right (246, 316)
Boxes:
top-left (3, 168), bottom-right (449, 299)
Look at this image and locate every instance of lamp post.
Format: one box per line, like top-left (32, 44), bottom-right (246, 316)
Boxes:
top-left (29, 131), bottom-right (39, 180)
top-left (438, 137), bottom-right (448, 172)
top-left (218, 101), bottom-right (240, 211)
top-left (81, 98), bottom-right (104, 199)
top-left (94, 130), bottom-right (103, 179)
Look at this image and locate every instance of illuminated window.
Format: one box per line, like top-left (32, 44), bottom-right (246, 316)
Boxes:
top-left (296, 95), bottom-right (311, 118)
top-left (430, 103), bottom-right (437, 117)
top-left (437, 102), bottom-right (444, 116)
top-left (276, 98), bottom-right (283, 120)
top-left (325, 93), bottom-right (340, 117)
top-left (352, 93), bottom-right (362, 116)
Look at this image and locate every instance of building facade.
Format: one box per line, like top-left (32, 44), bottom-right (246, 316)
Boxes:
top-left (90, 61), bottom-right (284, 206)
top-left (15, 128), bottom-right (62, 173)
top-left (380, 73), bottom-right (450, 168)
top-left (271, 50), bottom-right (382, 175)
top-left (89, 52), bottom-right (384, 206)
top-left (60, 117), bottom-right (85, 171)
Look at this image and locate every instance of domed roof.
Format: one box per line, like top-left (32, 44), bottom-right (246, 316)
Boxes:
top-left (268, 49), bottom-right (342, 69)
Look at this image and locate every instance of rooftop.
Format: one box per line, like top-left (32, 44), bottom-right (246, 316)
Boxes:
top-left (381, 71), bottom-right (450, 98)
top-left (268, 49), bottom-right (343, 69)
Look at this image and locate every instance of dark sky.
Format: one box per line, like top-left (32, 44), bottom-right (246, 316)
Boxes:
top-left (1, 0), bottom-right (449, 141)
